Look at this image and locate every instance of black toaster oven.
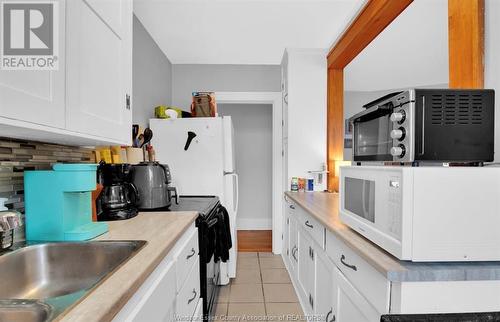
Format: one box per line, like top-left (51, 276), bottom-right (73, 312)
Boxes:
top-left (348, 89), bottom-right (495, 163)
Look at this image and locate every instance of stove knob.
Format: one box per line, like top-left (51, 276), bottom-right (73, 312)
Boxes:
top-left (390, 111), bottom-right (406, 123)
top-left (390, 145), bottom-right (406, 158)
top-left (390, 128), bottom-right (406, 141)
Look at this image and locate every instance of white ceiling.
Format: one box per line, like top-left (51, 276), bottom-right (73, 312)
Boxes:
top-left (133, 0), bottom-right (364, 65)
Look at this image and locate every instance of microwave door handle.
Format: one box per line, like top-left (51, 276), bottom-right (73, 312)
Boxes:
top-left (361, 181), bottom-right (369, 218)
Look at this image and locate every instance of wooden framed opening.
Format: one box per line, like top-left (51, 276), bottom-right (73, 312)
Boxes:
top-left (326, 0), bottom-right (485, 191)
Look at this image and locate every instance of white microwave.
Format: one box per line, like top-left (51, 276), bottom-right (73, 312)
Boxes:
top-left (339, 165), bottom-right (500, 261)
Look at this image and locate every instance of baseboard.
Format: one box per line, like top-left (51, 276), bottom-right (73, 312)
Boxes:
top-left (237, 230), bottom-right (272, 252)
top-left (237, 218), bottom-right (272, 230)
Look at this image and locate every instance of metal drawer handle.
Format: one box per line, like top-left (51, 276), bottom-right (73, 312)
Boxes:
top-left (188, 289), bottom-right (197, 304)
top-left (326, 308), bottom-right (336, 322)
top-left (340, 255), bottom-right (357, 271)
top-left (292, 246), bottom-right (298, 262)
top-left (186, 248), bottom-right (196, 260)
top-left (305, 220), bottom-right (313, 229)
top-left (289, 204), bottom-right (295, 209)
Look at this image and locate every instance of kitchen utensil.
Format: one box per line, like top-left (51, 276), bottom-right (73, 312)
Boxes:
top-left (130, 162), bottom-right (178, 209)
top-left (132, 125), bottom-right (139, 147)
top-left (140, 128), bottom-right (153, 148)
top-left (137, 134), bottom-right (144, 149)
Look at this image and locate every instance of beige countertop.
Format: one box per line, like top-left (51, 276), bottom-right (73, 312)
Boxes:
top-left (57, 211), bottom-right (198, 322)
top-left (285, 191), bottom-right (500, 282)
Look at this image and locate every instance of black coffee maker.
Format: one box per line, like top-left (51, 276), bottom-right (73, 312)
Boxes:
top-left (96, 162), bottom-right (139, 221)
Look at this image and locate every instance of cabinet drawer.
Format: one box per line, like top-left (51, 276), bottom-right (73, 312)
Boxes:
top-left (177, 257), bottom-right (201, 319)
top-left (298, 210), bottom-right (325, 249)
top-left (326, 232), bottom-right (390, 314)
top-left (175, 229), bottom-right (199, 292)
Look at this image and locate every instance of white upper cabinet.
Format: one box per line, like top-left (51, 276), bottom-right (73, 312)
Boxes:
top-left (0, 0), bottom-right (132, 146)
top-left (66, 0), bottom-right (132, 144)
top-left (0, 1), bottom-right (66, 129)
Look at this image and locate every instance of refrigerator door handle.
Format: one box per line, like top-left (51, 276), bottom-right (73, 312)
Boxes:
top-left (233, 173), bottom-right (239, 214)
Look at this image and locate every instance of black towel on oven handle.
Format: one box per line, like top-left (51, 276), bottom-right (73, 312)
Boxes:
top-left (214, 205), bottom-right (232, 263)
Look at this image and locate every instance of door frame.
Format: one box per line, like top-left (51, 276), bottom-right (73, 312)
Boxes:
top-left (216, 91), bottom-right (284, 254)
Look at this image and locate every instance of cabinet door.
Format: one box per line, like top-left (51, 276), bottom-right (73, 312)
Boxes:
top-left (112, 259), bottom-right (177, 322)
top-left (66, 0), bottom-right (132, 144)
top-left (335, 266), bottom-right (379, 322)
top-left (283, 209), bottom-right (290, 261)
top-left (289, 216), bottom-right (298, 274)
top-left (315, 251), bottom-right (337, 322)
top-left (298, 228), bottom-right (315, 314)
top-left (0, 1), bottom-right (65, 128)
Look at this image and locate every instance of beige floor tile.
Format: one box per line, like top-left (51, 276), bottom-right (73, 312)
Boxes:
top-left (260, 256), bottom-right (284, 269)
top-left (233, 268), bottom-right (262, 284)
top-left (265, 302), bottom-right (305, 321)
top-left (258, 252), bottom-right (276, 258)
top-left (214, 302), bottom-right (228, 322)
top-left (218, 285), bottom-right (231, 303)
top-left (263, 284), bottom-right (298, 303)
top-left (227, 303), bottom-right (266, 321)
top-left (261, 268), bottom-right (291, 284)
top-left (239, 252), bottom-right (258, 258)
top-left (230, 284), bottom-right (264, 303)
top-left (238, 257), bottom-right (260, 270)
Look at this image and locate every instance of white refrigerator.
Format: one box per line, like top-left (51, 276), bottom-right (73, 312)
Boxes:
top-left (150, 116), bottom-right (239, 285)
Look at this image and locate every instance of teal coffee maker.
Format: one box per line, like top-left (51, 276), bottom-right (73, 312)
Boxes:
top-left (24, 163), bottom-right (108, 241)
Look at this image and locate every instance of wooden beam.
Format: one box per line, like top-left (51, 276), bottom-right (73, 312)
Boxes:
top-left (327, 69), bottom-right (344, 192)
top-left (327, 0), bottom-right (413, 69)
top-left (448, 0), bottom-right (484, 88)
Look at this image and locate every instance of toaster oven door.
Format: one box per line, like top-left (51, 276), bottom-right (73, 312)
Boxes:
top-left (351, 107), bottom-right (394, 162)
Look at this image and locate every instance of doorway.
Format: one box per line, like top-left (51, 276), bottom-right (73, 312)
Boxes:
top-left (216, 92), bottom-right (283, 254)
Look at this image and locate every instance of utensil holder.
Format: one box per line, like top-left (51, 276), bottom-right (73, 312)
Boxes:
top-left (126, 147), bottom-right (143, 165)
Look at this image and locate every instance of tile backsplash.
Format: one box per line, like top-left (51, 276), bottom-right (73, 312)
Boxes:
top-left (0, 137), bottom-right (94, 241)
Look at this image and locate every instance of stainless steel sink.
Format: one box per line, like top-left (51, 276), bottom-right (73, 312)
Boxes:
top-left (0, 240), bottom-right (146, 321)
top-left (0, 300), bottom-right (53, 322)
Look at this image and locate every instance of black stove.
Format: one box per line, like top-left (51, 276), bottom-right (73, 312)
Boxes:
top-left (169, 195), bottom-right (220, 216)
top-left (157, 195), bottom-right (223, 322)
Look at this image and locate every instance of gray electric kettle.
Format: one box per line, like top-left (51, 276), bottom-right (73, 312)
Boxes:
top-left (130, 162), bottom-right (178, 209)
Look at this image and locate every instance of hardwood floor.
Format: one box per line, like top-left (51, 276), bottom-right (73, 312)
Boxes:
top-left (237, 230), bottom-right (272, 252)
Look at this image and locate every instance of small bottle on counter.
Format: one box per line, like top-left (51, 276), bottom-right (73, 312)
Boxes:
top-left (291, 177), bottom-right (299, 191)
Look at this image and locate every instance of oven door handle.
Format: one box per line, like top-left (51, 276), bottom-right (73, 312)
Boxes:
top-left (349, 103), bottom-right (393, 123)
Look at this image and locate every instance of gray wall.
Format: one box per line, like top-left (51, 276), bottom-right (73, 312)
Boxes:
top-left (219, 103), bottom-right (273, 230)
top-left (172, 64), bottom-right (281, 110)
top-left (133, 15), bottom-right (172, 127)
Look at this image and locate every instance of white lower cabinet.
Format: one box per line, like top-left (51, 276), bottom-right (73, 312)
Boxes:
top-left (284, 197), bottom-right (384, 322)
top-left (315, 251), bottom-right (336, 322)
top-left (335, 266), bottom-right (379, 322)
top-left (113, 224), bottom-right (201, 322)
top-left (298, 228), bottom-right (315, 314)
top-left (289, 216), bottom-right (298, 274)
